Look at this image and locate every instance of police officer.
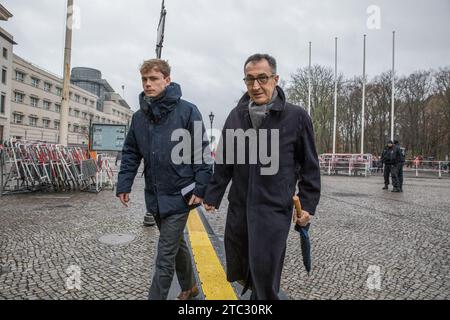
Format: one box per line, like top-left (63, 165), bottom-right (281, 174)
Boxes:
top-left (381, 140), bottom-right (401, 192)
top-left (394, 140), bottom-right (405, 192)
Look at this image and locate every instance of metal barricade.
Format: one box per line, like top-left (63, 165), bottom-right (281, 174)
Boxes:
top-left (403, 160), bottom-right (450, 178)
top-left (1, 139), bottom-right (115, 194)
top-left (319, 153), bottom-right (373, 177)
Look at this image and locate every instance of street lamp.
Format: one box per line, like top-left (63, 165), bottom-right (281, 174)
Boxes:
top-left (209, 112), bottom-right (214, 145)
top-left (88, 113), bottom-right (94, 158)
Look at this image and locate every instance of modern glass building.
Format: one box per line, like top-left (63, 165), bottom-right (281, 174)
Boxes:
top-left (70, 67), bottom-right (130, 112)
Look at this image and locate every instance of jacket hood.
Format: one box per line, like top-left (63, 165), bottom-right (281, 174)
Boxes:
top-left (139, 82), bottom-right (182, 120)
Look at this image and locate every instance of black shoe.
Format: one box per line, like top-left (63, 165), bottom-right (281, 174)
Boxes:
top-left (382, 185), bottom-right (388, 190)
top-left (143, 213), bottom-right (156, 226)
top-left (391, 188), bottom-right (400, 193)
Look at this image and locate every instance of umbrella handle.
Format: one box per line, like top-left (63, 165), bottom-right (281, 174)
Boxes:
top-left (293, 196), bottom-right (303, 222)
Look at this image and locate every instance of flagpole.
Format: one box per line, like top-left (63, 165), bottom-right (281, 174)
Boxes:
top-left (59, 0), bottom-right (74, 146)
top-left (391, 31), bottom-right (395, 141)
top-left (361, 34), bottom-right (366, 154)
top-left (155, 0), bottom-right (167, 59)
top-left (333, 37), bottom-right (338, 155)
top-left (308, 41), bottom-right (312, 116)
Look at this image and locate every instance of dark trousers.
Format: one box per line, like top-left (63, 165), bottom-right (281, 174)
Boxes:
top-left (384, 164), bottom-right (400, 188)
top-left (397, 163), bottom-right (404, 189)
top-left (148, 212), bottom-right (196, 300)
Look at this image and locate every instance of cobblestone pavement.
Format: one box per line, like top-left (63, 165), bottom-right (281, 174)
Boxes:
top-left (0, 177), bottom-right (155, 300)
top-left (204, 176), bottom-right (450, 300)
top-left (0, 175), bottom-right (449, 300)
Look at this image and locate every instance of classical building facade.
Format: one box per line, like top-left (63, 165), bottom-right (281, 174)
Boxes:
top-left (0, 4), bottom-right (15, 143)
top-left (10, 54), bottom-right (133, 146)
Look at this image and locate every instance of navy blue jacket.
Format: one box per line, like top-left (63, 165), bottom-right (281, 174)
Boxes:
top-left (116, 83), bottom-right (212, 217)
top-left (381, 146), bottom-right (401, 165)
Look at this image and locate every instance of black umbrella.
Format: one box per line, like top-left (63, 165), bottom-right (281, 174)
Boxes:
top-left (293, 196), bottom-right (311, 275)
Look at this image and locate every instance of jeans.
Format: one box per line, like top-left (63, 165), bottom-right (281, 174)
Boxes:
top-left (148, 211), bottom-right (196, 300)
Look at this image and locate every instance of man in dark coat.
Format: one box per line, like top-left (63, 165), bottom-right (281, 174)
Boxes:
top-left (116, 59), bottom-right (212, 300)
top-left (381, 140), bottom-right (401, 192)
top-left (203, 54), bottom-right (321, 300)
top-left (394, 140), bottom-right (405, 192)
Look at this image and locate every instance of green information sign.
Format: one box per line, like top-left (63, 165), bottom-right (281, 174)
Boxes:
top-left (91, 124), bottom-right (127, 151)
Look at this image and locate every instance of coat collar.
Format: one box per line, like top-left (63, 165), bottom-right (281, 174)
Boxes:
top-left (139, 82), bottom-right (182, 120)
top-left (236, 86), bottom-right (286, 113)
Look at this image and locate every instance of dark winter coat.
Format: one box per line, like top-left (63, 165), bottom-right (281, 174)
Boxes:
top-left (381, 146), bottom-right (400, 165)
top-left (204, 86), bottom-right (321, 300)
top-left (116, 83), bottom-right (212, 217)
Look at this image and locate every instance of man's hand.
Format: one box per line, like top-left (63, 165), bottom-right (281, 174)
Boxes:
top-left (118, 193), bottom-right (130, 207)
top-left (203, 203), bottom-right (217, 213)
top-left (189, 195), bottom-right (203, 206)
top-left (293, 209), bottom-right (311, 227)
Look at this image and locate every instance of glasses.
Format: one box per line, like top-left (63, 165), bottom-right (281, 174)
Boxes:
top-left (243, 74), bottom-right (275, 86)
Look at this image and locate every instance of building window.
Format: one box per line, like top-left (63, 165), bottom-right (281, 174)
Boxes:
top-left (44, 82), bottom-right (52, 92)
top-left (43, 119), bottom-right (50, 128)
top-left (43, 100), bottom-right (51, 110)
top-left (82, 112), bottom-right (87, 119)
top-left (55, 104), bottom-right (61, 113)
top-left (31, 77), bottom-right (40, 88)
top-left (83, 98), bottom-right (88, 105)
top-left (73, 125), bottom-right (79, 133)
top-left (1, 68), bottom-right (6, 85)
top-left (101, 118), bottom-right (105, 123)
top-left (0, 93), bottom-right (5, 114)
top-left (74, 110), bottom-right (80, 118)
top-left (2, 48), bottom-right (7, 59)
top-left (14, 92), bottom-right (24, 103)
top-left (30, 97), bottom-right (39, 108)
top-left (29, 117), bottom-right (38, 127)
top-left (15, 71), bottom-right (25, 82)
top-left (56, 87), bottom-right (62, 96)
top-left (54, 121), bottom-right (60, 130)
top-left (13, 113), bottom-right (23, 124)
top-left (75, 94), bottom-right (80, 102)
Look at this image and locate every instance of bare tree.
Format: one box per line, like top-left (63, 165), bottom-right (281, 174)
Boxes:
top-left (397, 70), bottom-right (433, 157)
top-left (288, 65), bottom-right (342, 154)
top-left (286, 65), bottom-right (450, 160)
top-left (434, 67), bottom-right (450, 158)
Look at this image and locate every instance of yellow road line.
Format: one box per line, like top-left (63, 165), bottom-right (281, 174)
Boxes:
top-left (187, 209), bottom-right (237, 300)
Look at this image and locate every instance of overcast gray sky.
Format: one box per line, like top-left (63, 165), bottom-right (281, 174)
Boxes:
top-left (2, 0), bottom-right (449, 130)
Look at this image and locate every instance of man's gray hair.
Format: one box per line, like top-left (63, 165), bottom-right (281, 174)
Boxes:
top-left (244, 53), bottom-right (277, 74)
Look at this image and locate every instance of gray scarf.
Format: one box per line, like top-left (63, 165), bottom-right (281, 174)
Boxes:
top-left (248, 89), bottom-right (278, 129)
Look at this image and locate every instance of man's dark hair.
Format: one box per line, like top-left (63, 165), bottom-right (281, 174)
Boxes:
top-left (394, 140), bottom-right (399, 145)
top-left (244, 53), bottom-right (277, 74)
